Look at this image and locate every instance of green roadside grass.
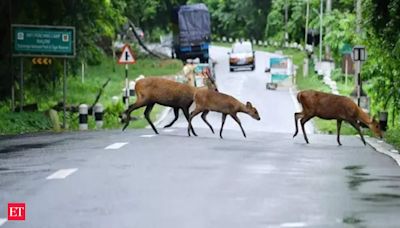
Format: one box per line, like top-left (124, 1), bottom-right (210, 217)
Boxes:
top-left (0, 56), bottom-right (182, 135)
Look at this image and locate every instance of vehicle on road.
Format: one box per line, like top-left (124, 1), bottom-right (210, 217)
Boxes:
top-left (228, 41), bottom-right (255, 72)
top-left (171, 3), bottom-right (211, 63)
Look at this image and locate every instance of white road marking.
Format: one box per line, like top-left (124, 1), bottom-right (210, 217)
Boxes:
top-left (46, 168), bottom-right (78, 180)
top-left (105, 142), bottom-right (128, 149)
top-left (153, 107), bottom-right (173, 127)
top-left (245, 164), bottom-right (276, 174)
top-left (0, 218), bottom-right (7, 226)
top-left (163, 129), bottom-right (176, 133)
top-left (280, 222), bottom-right (307, 227)
top-left (140, 134), bottom-right (156, 138)
top-left (289, 87), bottom-right (301, 111)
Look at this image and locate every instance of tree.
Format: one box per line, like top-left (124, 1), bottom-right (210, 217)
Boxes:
top-left (362, 0), bottom-right (400, 126)
top-left (0, 0), bottom-right (127, 101)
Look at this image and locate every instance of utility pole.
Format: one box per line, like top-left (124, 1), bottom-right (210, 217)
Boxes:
top-left (356, 0), bottom-right (362, 34)
top-left (304, 0), bottom-right (310, 48)
top-left (303, 0), bottom-right (310, 77)
top-left (351, 0), bottom-right (366, 101)
top-left (319, 0), bottom-right (323, 62)
top-left (285, 0), bottom-right (289, 44)
top-left (325, 0), bottom-right (331, 60)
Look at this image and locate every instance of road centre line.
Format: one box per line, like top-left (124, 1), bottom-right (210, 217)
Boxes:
top-left (46, 168), bottom-right (78, 180)
top-left (140, 135), bottom-right (156, 138)
top-left (280, 222), bottom-right (307, 227)
top-left (0, 218), bottom-right (7, 226)
top-left (162, 129), bottom-right (176, 133)
top-left (289, 87), bottom-right (301, 112)
top-left (105, 142), bottom-right (128, 149)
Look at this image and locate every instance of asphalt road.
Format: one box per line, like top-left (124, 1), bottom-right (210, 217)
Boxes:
top-left (1, 46), bottom-right (400, 228)
top-left (159, 46), bottom-right (313, 134)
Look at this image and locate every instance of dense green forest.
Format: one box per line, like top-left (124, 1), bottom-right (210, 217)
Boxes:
top-left (0, 0), bottom-right (399, 129)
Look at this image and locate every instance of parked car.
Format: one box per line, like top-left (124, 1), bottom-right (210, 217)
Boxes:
top-left (228, 41), bottom-right (255, 72)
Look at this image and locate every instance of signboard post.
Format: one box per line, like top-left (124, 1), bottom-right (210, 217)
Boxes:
top-left (351, 46), bottom-right (367, 109)
top-left (117, 44), bottom-right (136, 109)
top-left (12, 24), bottom-right (76, 129)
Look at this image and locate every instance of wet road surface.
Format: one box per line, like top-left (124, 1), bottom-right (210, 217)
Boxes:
top-left (1, 46), bottom-right (400, 227)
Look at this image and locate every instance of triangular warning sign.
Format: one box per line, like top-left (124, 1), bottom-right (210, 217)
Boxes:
top-left (118, 44), bottom-right (136, 64)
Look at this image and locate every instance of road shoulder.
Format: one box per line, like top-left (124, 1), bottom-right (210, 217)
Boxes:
top-left (365, 136), bottom-right (400, 166)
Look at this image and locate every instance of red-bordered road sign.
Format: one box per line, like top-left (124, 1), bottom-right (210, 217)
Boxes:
top-left (118, 44), bottom-right (136, 64)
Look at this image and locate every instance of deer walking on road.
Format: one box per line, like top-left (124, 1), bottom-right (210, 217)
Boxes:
top-left (293, 90), bottom-right (383, 145)
top-left (120, 77), bottom-right (213, 135)
top-left (188, 89), bottom-right (260, 138)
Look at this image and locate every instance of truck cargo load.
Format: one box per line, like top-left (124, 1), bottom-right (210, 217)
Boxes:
top-left (171, 3), bottom-right (211, 63)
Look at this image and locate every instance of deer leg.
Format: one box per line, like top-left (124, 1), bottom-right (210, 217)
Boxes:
top-left (230, 114), bottom-right (246, 138)
top-left (124, 93), bottom-right (147, 116)
top-left (337, 119), bottom-right (343, 146)
top-left (293, 112), bottom-right (303, 138)
top-left (144, 103), bottom-right (158, 134)
top-left (164, 107), bottom-right (179, 128)
top-left (201, 110), bottom-right (214, 134)
top-left (187, 108), bottom-right (202, 136)
top-left (220, 113), bottom-right (227, 139)
top-left (121, 100), bottom-right (148, 131)
top-left (300, 116), bottom-right (313, 144)
top-left (349, 120), bottom-right (366, 145)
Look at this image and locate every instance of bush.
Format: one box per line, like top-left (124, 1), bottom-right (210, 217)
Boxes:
top-left (0, 111), bottom-right (52, 135)
top-left (384, 127), bottom-right (400, 150)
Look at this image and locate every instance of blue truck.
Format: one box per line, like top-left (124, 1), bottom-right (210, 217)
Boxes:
top-left (171, 3), bottom-right (211, 63)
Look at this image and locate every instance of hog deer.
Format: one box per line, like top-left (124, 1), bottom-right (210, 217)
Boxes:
top-left (120, 77), bottom-right (213, 135)
top-left (188, 89), bottom-right (260, 138)
top-left (293, 90), bottom-right (383, 145)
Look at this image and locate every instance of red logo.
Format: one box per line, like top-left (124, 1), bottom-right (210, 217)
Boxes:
top-left (8, 203), bottom-right (25, 221)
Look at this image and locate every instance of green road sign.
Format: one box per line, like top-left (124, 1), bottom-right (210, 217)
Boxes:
top-left (340, 43), bottom-right (352, 55)
top-left (12, 24), bottom-right (75, 58)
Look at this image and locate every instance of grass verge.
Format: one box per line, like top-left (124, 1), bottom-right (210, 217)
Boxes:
top-left (0, 56), bottom-right (182, 136)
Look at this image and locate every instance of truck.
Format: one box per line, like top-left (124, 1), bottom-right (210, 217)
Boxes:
top-left (171, 3), bottom-right (211, 63)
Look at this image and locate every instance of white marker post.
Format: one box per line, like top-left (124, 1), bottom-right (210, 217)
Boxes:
top-left (118, 44), bottom-right (136, 109)
top-left (125, 63), bottom-right (129, 109)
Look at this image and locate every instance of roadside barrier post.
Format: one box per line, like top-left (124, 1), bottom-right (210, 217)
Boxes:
top-left (379, 111), bottom-right (388, 131)
top-left (79, 104), bottom-right (88, 130)
top-left (94, 103), bottom-right (104, 129)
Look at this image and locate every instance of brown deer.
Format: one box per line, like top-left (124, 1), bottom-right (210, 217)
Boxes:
top-left (188, 89), bottom-right (260, 138)
top-left (120, 77), bottom-right (213, 135)
top-left (293, 90), bottom-right (383, 145)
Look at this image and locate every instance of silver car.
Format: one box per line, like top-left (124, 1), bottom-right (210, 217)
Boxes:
top-left (228, 41), bottom-right (255, 71)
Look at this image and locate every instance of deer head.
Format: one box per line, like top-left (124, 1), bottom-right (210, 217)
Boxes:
top-left (246, 102), bottom-right (261, 120)
top-left (369, 116), bottom-right (383, 139)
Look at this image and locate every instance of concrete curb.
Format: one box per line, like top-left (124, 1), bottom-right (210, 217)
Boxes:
top-left (365, 137), bottom-right (400, 166)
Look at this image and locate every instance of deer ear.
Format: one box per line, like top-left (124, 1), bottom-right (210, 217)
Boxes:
top-left (246, 102), bottom-right (252, 108)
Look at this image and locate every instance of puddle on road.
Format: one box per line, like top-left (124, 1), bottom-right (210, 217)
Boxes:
top-left (343, 165), bottom-right (379, 191)
top-left (344, 165), bottom-right (400, 205)
top-left (344, 165), bottom-right (364, 171)
top-left (361, 193), bottom-right (400, 203)
top-left (342, 215), bottom-right (364, 226)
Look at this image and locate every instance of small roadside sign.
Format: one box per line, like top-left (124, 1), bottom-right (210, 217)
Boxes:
top-left (32, 57), bottom-right (52, 65)
top-left (118, 45), bottom-right (135, 64)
